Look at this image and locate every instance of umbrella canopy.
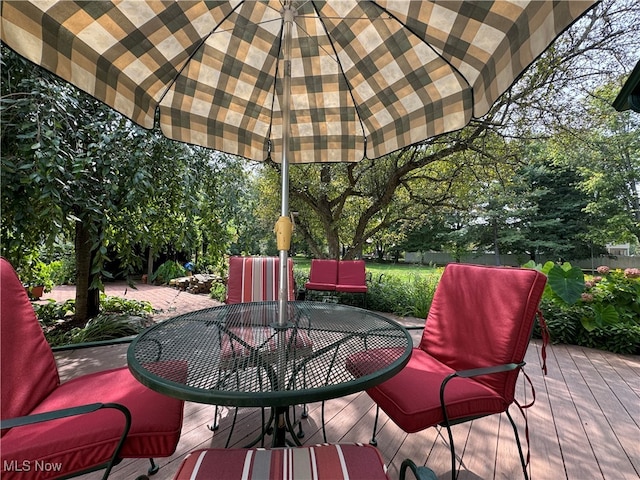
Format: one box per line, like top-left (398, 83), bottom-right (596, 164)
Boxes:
top-left (1, 1), bottom-right (595, 319)
top-left (1, 0), bottom-right (595, 165)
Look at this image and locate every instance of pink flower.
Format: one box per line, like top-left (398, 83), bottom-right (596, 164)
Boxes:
top-left (584, 281), bottom-right (595, 289)
top-left (581, 293), bottom-right (594, 302)
top-left (597, 266), bottom-right (610, 275)
top-left (624, 268), bottom-right (640, 279)
top-left (593, 276), bottom-right (602, 283)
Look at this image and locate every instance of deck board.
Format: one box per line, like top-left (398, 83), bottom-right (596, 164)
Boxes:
top-left (55, 339), bottom-right (639, 480)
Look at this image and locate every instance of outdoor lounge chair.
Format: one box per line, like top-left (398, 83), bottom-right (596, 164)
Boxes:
top-left (170, 443), bottom-right (437, 480)
top-left (0, 257), bottom-right (185, 480)
top-left (347, 263), bottom-right (547, 480)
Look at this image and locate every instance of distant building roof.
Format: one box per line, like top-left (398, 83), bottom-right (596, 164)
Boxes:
top-left (613, 59), bottom-right (640, 112)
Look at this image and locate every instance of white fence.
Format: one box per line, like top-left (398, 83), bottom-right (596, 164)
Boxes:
top-left (404, 251), bottom-right (640, 271)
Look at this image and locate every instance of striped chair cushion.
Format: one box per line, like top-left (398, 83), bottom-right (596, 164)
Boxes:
top-left (226, 257), bottom-right (295, 304)
top-left (173, 444), bottom-right (390, 480)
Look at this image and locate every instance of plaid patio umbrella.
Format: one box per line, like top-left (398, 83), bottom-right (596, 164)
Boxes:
top-left (1, 1), bottom-right (595, 321)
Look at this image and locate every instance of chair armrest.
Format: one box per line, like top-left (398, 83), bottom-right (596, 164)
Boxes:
top-left (399, 459), bottom-right (439, 480)
top-left (1, 402), bottom-right (132, 480)
top-left (438, 362), bottom-right (525, 427)
top-left (453, 362), bottom-right (523, 379)
top-left (441, 362), bottom-right (524, 399)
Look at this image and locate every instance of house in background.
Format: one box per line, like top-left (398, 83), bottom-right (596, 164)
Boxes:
top-left (606, 244), bottom-right (631, 256)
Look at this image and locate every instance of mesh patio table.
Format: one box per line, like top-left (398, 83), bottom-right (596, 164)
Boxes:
top-left (127, 301), bottom-right (412, 447)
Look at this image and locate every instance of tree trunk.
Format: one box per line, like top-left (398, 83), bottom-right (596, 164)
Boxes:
top-left (493, 220), bottom-right (501, 266)
top-left (147, 247), bottom-right (154, 278)
top-left (74, 220), bottom-right (100, 325)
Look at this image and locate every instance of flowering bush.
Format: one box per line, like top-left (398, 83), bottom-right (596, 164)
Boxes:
top-left (525, 261), bottom-right (640, 354)
top-left (582, 267), bottom-right (640, 330)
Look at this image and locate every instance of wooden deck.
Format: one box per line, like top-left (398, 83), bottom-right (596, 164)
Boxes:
top-left (56, 337), bottom-right (640, 480)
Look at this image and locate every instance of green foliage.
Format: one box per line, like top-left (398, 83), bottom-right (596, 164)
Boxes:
top-left (365, 271), bottom-right (441, 318)
top-left (545, 263), bottom-right (585, 304)
top-left (536, 299), bottom-right (582, 345)
top-left (581, 267), bottom-right (640, 330)
top-left (365, 275), bottom-right (411, 313)
top-left (1, 45), bottom-right (251, 321)
top-left (35, 295), bottom-right (152, 346)
top-left (150, 260), bottom-right (186, 285)
top-left (528, 262), bottom-right (640, 354)
top-left (34, 299), bottom-right (76, 327)
top-left (15, 253), bottom-right (56, 292)
top-left (523, 260), bottom-right (585, 304)
top-left (209, 281), bottom-right (227, 302)
top-left (576, 323), bottom-right (640, 355)
top-left (100, 294), bottom-right (153, 316)
top-left (66, 315), bottom-right (142, 344)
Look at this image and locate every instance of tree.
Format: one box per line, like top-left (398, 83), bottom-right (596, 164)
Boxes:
top-left (1, 47), bottom-right (248, 323)
top-left (550, 82), bottom-right (639, 247)
top-left (264, 139), bottom-right (477, 260)
top-left (254, 0), bottom-right (639, 261)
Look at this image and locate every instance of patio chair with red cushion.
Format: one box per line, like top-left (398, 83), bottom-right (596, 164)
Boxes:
top-left (0, 257), bottom-right (185, 480)
top-left (171, 443), bottom-right (437, 480)
top-left (347, 263), bottom-right (547, 480)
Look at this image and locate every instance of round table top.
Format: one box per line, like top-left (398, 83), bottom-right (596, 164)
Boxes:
top-left (127, 301), bottom-right (412, 407)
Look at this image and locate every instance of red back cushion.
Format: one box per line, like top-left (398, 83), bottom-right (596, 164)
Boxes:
top-left (226, 257), bottom-right (295, 304)
top-left (419, 263), bottom-right (546, 398)
top-left (337, 260), bottom-right (366, 286)
top-left (1, 258), bottom-right (59, 429)
top-left (309, 259), bottom-right (338, 285)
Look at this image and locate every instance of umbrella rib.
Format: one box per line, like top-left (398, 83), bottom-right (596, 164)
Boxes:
top-left (308, 0), bottom-right (370, 160)
top-left (370, 1), bottom-right (474, 100)
top-left (264, 14), bottom-right (286, 161)
top-left (155, 1), bottom-right (246, 109)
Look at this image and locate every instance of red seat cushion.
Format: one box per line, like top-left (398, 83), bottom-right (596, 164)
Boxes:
top-left (173, 444), bottom-right (390, 480)
top-left (419, 264), bottom-right (546, 399)
top-left (1, 257), bottom-right (185, 480)
top-left (363, 349), bottom-right (508, 433)
top-left (1, 366), bottom-right (184, 480)
top-left (356, 263), bottom-right (546, 434)
top-left (1, 259), bottom-right (59, 425)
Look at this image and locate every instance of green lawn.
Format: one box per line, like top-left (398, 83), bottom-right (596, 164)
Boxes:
top-left (292, 257), bottom-right (440, 281)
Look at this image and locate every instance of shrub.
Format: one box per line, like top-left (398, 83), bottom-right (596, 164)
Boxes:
top-left (101, 294), bottom-right (153, 316)
top-left (525, 261), bottom-right (640, 355)
top-left (209, 281), bottom-right (227, 302)
top-left (34, 299), bottom-right (75, 328)
top-left (66, 314), bottom-right (142, 343)
top-left (35, 295), bottom-right (153, 346)
top-left (365, 271), bottom-right (441, 318)
top-left (151, 260), bottom-right (186, 284)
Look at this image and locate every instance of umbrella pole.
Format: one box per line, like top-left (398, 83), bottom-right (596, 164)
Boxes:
top-left (276, 2), bottom-right (294, 327)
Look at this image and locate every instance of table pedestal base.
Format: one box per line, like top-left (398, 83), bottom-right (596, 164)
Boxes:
top-left (245, 405), bottom-right (306, 448)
